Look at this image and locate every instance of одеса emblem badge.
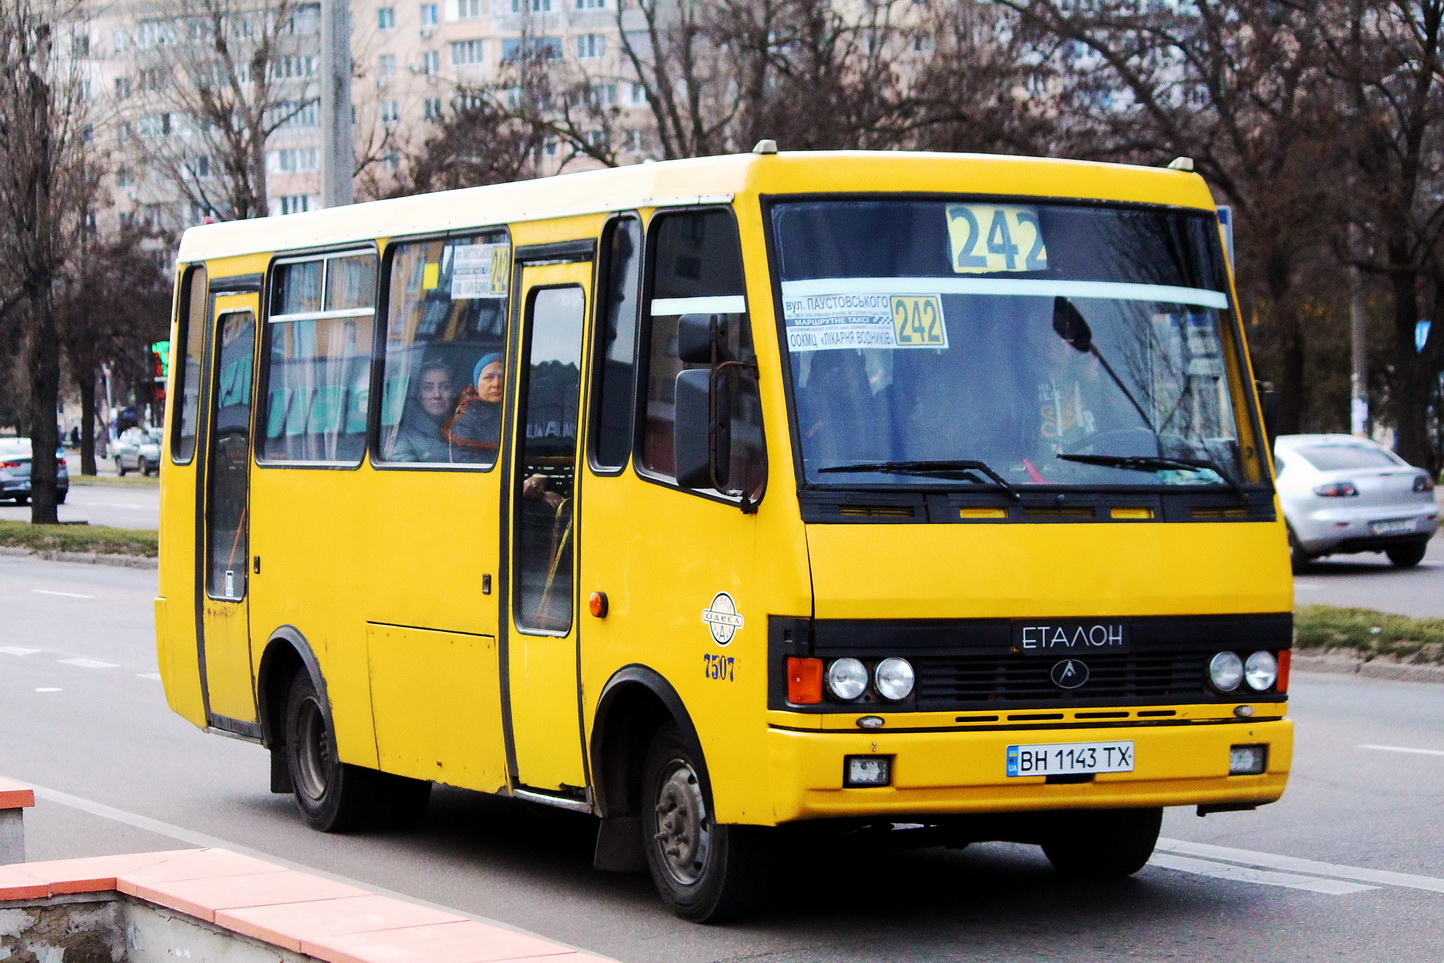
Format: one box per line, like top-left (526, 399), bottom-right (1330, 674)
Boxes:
top-left (701, 592), bottom-right (744, 646)
top-left (1050, 659), bottom-right (1089, 689)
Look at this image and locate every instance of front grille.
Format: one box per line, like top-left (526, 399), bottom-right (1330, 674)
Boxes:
top-left (914, 651), bottom-right (1207, 710)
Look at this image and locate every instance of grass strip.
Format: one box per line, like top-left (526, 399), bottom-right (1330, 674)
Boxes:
top-left (68, 473), bottom-right (158, 488)
top-left (1295, 604), bottom-right (1444, 666)
top-left (0, 520), bottom-right (158, 557)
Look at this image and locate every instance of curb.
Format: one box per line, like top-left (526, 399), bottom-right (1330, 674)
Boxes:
top-left (0, 545), bottom-right (157, 570)
top-left (1292, 652), bottom-right (1444, 684)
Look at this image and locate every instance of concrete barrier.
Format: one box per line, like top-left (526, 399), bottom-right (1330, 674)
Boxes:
top-left (0, 777), bottom-right (35, 864)
top-left (0, 847), bottom-right (614, 961)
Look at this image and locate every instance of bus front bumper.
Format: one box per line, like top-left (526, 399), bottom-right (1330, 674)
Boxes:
top-left (764, 718), bottom-right (1291, 824)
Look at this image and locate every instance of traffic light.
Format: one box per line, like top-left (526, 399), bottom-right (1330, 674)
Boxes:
top-left (150, 340), bottom-right (170, 380)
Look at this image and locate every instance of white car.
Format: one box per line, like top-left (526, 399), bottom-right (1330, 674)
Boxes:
top-left (113, 426), bottom-right (163, 476)
top-left (1274, 434), bottom-right (1439, 570)
top-left (0, 438), bottom-right (70, 505)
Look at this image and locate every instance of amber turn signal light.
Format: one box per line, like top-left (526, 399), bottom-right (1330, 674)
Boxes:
top-left (1276, 649), bottom-right (1290, 693)
top-left (588, 591), bottom-right (608, 618)
top-left (787, 657), bottom-right (823, 704)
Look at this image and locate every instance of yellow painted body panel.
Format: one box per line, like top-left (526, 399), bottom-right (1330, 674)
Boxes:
top-left (155, 151), bottom-right (1291, 833)
top-left (766, 719), bottom-right (1292, 822)
top-left (806, 518), bottom-right (1292, 621)
top-left (368, 625), bottom-right (505, 790)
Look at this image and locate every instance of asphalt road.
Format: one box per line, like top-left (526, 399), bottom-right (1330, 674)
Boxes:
top-left (2, 555), bottom-right (1442, 961)
top-left (1293, 534), bottom-right (1444, 618)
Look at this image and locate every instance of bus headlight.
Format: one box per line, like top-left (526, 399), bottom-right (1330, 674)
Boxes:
top-left (874, 657), bottom-right (915, 701)
top-left (826, 658), bottom-right (868, 701)
top-left (1244, 651), bottom-right (1278, 691)
top-left (1208, 651), bottom-right (1244, 692)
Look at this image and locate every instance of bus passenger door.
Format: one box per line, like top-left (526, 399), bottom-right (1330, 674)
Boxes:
top-left (199, 298), bottom-right (259, 726)
top-left (505, 260), bottom-right (592, 795)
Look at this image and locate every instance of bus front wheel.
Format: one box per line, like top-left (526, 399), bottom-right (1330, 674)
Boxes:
top-left (1040, 807), bottom-right (1162, 878)
top-left (640, 724), bottom-right (770, 923)
top-left (283, 672), bottom-right (431, 832)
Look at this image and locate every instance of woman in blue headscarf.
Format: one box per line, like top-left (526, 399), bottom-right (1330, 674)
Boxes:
top-left (443, 352), bottom-right (504, 464)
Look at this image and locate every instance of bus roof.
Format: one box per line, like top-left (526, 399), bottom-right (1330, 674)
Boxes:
top-left (175, 150), bottom-right (1218, 264)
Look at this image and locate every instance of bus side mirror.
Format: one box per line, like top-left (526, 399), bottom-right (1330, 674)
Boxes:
top-left (677, 313), bottom-right (720, 365)
top-left (674, 368), bottom-right (729, 489)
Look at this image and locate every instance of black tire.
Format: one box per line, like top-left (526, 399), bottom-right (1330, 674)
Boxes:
top-left (282, 671), bottom-right (431, 832)
top-left (56, 491), bottom-right (66, 505)
top-left (114, 457), bottom-right (127, 477)
top-left (15, 495), bottom-right (28, 506)
top-left (1287, 526), bottom-right (1311, 573)
top-left (138, 456), bottom-right (150, 476)
top-left (1041, 807), bottom-right (1163, 878)
top-left (641, 724), bottom-right (770, 923)
top-left (1385, 541), bottom-right (1428, 568)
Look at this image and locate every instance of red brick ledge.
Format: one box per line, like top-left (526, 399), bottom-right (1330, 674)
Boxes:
top-left (0, 776), bottom-right (36, 811)
top-left (0, 848), bottom-right (614, 963)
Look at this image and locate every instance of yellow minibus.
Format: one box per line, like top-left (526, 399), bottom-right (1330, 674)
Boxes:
top-left (156, 147), bottom-right (1292, 921)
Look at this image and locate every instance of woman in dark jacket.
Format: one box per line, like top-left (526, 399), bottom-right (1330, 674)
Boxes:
top-left (388, 359), bottom-right (455, 463)
top-left (444, 353), bottom-right (504, 464)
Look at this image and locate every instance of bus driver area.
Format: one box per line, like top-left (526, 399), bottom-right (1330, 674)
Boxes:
top-left (155, 147), bottom-right (1292, 923)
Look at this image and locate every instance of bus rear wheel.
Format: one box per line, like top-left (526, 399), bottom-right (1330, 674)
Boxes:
top-left (641, 724), bottom-right (770, 923)
top-left (283, 671), bottom-right (431, 832)
top-left (1040, 807), bottom-right (1162, 878)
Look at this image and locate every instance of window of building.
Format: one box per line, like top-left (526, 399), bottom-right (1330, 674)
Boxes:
top-left (501, 36), bottom-right (560, 62)
top-left (451, 39), bottom-right (484, 65)
top-left (116, 167), bottom-right (133, 188)
top-left (380, 100), bottom-right (401, 123)
top-left (72, 33), bottom-right (90, 58)
top-left (379, 53), bottom-right (397, 78)
top-left (423, 97), bottom-right (444, 120)
top-left (260, 252), bottom-right (377, 464)
top-left (277, 195), bottom-right (316, 215)
top-left (115, 77), bottom-right (131, 99)
top-left (511, 0), bottom-right (551, 10)
top-left (421, 3), bottom-right (439, 27)
top-left (577, 33), bottom-right (604, 58)
top-left (113, 29), bottom-right (129, 52)
top-left (422, 49), bottom-right (440, 74)
top-left (577, 0), bottom-right (605, 8)
top-left (458, 0), bottom-right (484, 17)
top-left (638, 209), bottom-right (764, 495)
top-left (378, 6), bottom-right (396, 28)
top-left (270, 147), bottom-right (320, 173)
top-left (377, 233), bottom-right (511, 466)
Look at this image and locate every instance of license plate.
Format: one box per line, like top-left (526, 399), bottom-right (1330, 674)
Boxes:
top-left (1371, 518), bottom-right (1415, 536)
top-left (1006, 741), bottom-right (1134, 777)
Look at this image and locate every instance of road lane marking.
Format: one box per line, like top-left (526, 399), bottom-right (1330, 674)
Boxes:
top-left (35, 688), bottom-right (61, 693)
top-left (1149, 853), bottom-right (1377, 894)
top-left (0, 646), bottom-right (40, 655)
top-left (59, 658), bottom-right (119, 669)
top-left (1157, 838), bottom-right (1444, 894)
top-left (31, 589), bottom-right (95, 599)
top-left (137, 673), bottom-right (162, 681)
top-left (1359, 744), bottom-right (1444, 758)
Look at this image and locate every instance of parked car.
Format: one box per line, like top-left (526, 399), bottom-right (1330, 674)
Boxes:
top-left (113, 426), bottom-right (162, 476)
top-left (1274, 434), bottom-right (1439, 570)
top-left (0, 438), bottom-right (70, 505)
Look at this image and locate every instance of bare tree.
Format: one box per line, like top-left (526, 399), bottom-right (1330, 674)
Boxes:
top-left (0, 0), bottom-right (95, 523)
top-left (1324, 0), bottom-right (1444, 465)
top-left (998, 0), bottom-right (1347, 438)
top-left (58, 223), bottom-right (173, 475)
top-left (122, 0), bottom-right (320, 220)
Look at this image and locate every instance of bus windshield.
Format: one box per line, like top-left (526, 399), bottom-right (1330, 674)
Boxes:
top-left (770, 198), bottom-right (1257, 490)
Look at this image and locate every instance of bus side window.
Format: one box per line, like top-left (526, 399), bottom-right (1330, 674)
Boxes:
top-left (638, 209), bottom-right (765, 496)
top-left (171, 264), bottom-right (208, 464)
top-left (259, 253), bottom-right (376, 465)
top-left (589, 215), bottom-right (642, 472)
top-left (376, 233), bottom-right (511, 467)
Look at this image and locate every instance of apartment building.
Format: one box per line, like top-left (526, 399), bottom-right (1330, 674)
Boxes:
top-left (77, 0), bottom-right (650, 235)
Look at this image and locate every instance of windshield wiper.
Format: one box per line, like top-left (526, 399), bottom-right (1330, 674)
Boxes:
top-left (818, 459), bottom-right (1020, 501)
top-left (1056, 452), bottom-right (1247, 500)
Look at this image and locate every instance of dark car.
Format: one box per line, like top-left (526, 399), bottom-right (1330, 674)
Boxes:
top-left (0, 438), bottom-right (70, 505)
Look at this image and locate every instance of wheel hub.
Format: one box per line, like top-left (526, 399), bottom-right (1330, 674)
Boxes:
top-left (653, 760), bottom-right (710, 886)
top-left (293, 696), bottom-right (330, 802)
